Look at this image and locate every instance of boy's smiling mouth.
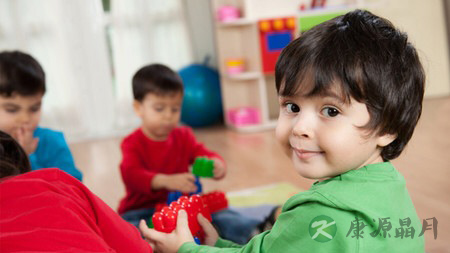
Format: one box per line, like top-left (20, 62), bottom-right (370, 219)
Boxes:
top-left (292, 147), bottom-right (324, 160)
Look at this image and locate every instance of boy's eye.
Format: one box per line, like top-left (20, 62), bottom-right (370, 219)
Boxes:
top-left (30, 106), bottom-right (41, 113)
top-left (285, 103), bottom-right (300, 113)
top-left (321, 107), bottom-right (340, 117)
top-left (5, 107), bottom-right (19, 113)
top-left (172, 107), bottom-right (180, 113)
top-left (154, 106), bottom-right (164, 112)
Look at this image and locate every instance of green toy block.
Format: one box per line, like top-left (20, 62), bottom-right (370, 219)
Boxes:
top-left (192, 158), bottom-right (214, 178)
top-left (147, 217), bottom-right (154, 228)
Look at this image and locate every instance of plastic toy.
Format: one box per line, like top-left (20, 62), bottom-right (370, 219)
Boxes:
top-left (227, 107), bottom-right (261, 126)
top-left (151, 195), bottom-right (212, 243)
top-left (192, 158), bottom-right (214, 178)
top-left (217, 6), bottom-right (240, 22)
top-left (201, 191), bottom-right (228, 213)
top-left (258, 17), bottom-right (296, 74)
top-left (225, 58), bottom-right (245, 75)
top-left (311, 0), bottom-right (327, 9)
top-left (179, 64), bottom-right (223, 127)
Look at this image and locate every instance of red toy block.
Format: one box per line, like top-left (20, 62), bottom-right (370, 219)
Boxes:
top-left (151, 194), bottom-right (212, 242)
top-left (201, 191), bottom-right (229, 213)
top-left (155, 202), bottom-right (168, 212)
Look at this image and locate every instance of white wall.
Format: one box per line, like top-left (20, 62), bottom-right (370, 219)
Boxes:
top-left (370, 0), bottom-right (450, 97)
top-left (186, 0), bottom-right (450, 98)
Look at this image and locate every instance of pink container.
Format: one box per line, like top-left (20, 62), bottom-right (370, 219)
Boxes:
top-left (226, 66), bottom-right (244, 75)
top-left (225, 58), bottom-right (245, 75)
top-left (217, 6), bottom-right (240, 22)
top-left (227, 107), bottom-right (261, 126)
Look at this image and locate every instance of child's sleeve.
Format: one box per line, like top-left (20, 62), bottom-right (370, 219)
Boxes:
top-left (33, 129), bottom-right (83, 181)
top-left (177, 202), bottom-right (358, 253)
top-left (119, 138), bottom-right (157, 195)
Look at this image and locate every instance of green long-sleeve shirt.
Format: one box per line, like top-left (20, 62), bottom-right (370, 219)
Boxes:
top-left (179, 162), bottom-right (424, 252)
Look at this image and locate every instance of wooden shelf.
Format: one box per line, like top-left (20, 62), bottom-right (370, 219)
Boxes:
top-left (228, 119), bottom-right (278, 133)
top-left (224, 71), bottom-right (262, 80)
top-left (216, 18), bottom-right (254, 28)
top-left (212, 0), bottom-right (352, 133)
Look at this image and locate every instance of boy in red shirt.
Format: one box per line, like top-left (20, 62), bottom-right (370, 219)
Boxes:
top-left (118, 64), bottom-right (259, 244)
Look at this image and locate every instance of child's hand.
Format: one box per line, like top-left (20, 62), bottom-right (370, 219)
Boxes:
top-left (212, 158), bottom-right (226, 179)
top-left (139, 210), bottom-right (194, 253)
top-left (153, 173), bottom-right (197, 193)
top-left (197, 213), bottom-right (219, 246)
top-left (13, 125), bottom-right (38, 155)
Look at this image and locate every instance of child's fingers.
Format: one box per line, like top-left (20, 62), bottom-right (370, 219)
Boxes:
top-left (185, 173), bottom-right (196, 182)
top-left (31, 138), bottom-right (39, 153)
top-left (139, 220), bottom-right (165, 242)
top-left (15, 127), bottom-right (25, 142)
top-left (197, 214), bottom-right (215, 231)
top-left (197, 213), bottom-right (219, 246)
top-left (176, 210), bottom-right (189, 231)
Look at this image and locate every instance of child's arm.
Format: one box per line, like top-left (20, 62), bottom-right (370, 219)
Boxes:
top-left (121, 140), bottom-right (197, 194)
top-left (152, 173), bottom-right (197, 193)
top-left (140, 210), bottom-right (244, 253)
top-left (141, 199), bottom-right (361, 253)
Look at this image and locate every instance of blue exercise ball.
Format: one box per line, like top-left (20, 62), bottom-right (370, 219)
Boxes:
top-left (179, 64), bottom-right (223, 127)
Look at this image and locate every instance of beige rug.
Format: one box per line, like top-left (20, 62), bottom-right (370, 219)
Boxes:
top-left (226, 182), bottom-right (304, 207)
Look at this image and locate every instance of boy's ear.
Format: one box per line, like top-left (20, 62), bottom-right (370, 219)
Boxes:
top-left (376, 133), bottom-right (397, 147)
top-left (133, 100), bottom-right (143, 117)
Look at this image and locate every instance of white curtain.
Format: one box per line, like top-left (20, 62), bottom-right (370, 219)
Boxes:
top-left (0, 0), bottom-right (193, 141)
top-left (110, 0), bottom-right (193, 130)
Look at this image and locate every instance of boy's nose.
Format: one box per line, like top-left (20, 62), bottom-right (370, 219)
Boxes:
top-left (18, 112), bottom-right (32, 124)
top-left (163, 110), bottom-right (176, 120)
top-left (292, 114), bottom-right (315, 139)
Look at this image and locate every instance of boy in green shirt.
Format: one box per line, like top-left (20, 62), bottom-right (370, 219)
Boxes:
top-left (139, 9), bottom-right (425, 252)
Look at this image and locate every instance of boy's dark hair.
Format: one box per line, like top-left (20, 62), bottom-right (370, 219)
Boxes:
top-left (132, 64), bottom-right (183, 101)
top-left (275, 9), bottom-right (425, 161)
top-left (0, 51), bottom-right (46, 97)
top-left (0, 130), bottom-right (31, 179)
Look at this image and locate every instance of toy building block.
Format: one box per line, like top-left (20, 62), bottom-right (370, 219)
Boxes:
top-left (167, 191), bottom-right (184, 205)
top-left (166, 177), bottom-right (203, 205)
top-left (152, 195), bottom-right (212, 243)
top-left (192, 158), bottom-right (214, 178)
top-left (155, 202), bottom-right (168, 212)
top-left (201, 191), bottom-right (228, 213)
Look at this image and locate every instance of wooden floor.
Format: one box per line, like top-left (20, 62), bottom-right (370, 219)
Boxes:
top-left (71, 96), bottom-right (450, 253)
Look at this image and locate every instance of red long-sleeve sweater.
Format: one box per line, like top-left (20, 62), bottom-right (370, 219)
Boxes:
top-left (0, 168), bottom-right (152, 252)
top-left (118, 127), bottom-right (223, 214)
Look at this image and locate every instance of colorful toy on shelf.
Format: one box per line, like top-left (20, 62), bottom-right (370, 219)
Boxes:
top-left (217, 6), bottom-right (240, 22)
top-left (192, 157), bottom-right (215, 178)
top-left (201, 191), bottom-right (228, 213)
top-left (227, 107), bottom-right (261, 126)
top-left (151, 195), bottom-right (212, 243)
top-left (258, 17), bottom-right (296, 74)
top-left (225, 58), bottom-right (245, 75)
top-left (311, 0), bottom-right (327, 9)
